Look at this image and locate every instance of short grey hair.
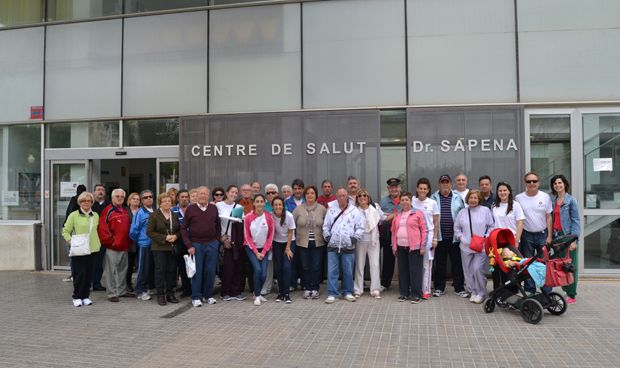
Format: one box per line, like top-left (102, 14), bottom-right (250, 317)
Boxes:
top-left (265, 183), bottom-right (279, 193)
top-left (111, 188), bottom-right (126, 197)
top-left (281, 185), bottom-right (292, 192)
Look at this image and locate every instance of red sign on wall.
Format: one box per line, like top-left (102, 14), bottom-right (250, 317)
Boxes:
top-left (30, 106), bottom-right (44, 120)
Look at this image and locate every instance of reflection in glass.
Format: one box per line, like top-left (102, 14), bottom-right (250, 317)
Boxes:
top-left (123, 119), bottom-right (179, 146)
top-left (584, 215), bottom-right (620, 270)
top-left (47, 0), bottom-right (122, 21)
top-left (0, 0), bottom-right (44, 27)
top-left (529, 115), bottom-right (571, 192)
top-left (0, 125), bottom-right (41, 220)
top-left (583, 114), bottom-right (620, 209)
top-left (46, 121), bottom-right (120, 148)
top-left (125, 0), bottom-right (206, 13)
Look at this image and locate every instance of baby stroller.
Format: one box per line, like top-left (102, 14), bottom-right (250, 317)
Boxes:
top-left (483, 228), bottom-right (577, 324)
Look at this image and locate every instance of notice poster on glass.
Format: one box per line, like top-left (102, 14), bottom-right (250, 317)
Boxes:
top-left (60, 182), bottom-right (79, 198)
top-left (593, 158), bottom-right (613, 172)
top-left (165, 183), bottom-right (179, 192)
top-left (1, 191), bottom-right (19, 206)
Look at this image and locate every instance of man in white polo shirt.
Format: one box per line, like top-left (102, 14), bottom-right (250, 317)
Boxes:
top-left (515, 171), bottom-right (553, 293)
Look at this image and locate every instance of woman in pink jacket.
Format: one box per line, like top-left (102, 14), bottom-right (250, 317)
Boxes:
top-left (244, 194), bottom-right (275, 306)
top-left (391, 192), bottom-right (427, 304)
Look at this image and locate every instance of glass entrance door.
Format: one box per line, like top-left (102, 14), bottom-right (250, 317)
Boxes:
top-left (157, 159), bottom-right (179, 197)
top-left (51, 161), bottom-right (89, 269)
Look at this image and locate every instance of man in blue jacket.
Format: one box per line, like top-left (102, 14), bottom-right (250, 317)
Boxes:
top-left (130, 190), bottom-right (155, 301)
top-left (430, 175), bottom-right (467, 298)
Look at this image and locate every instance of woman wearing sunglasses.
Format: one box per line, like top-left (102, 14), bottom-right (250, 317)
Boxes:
top-left (353, 188), bottom-right (383, 299)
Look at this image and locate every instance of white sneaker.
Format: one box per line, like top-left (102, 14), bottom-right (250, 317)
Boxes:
top-left (325, 296), bottom-right (336, 304)
top-left (206, 297), bottom-right (217, 305)
top-left (254, 297), bottom-right (261, 306)
top-left (370, 290), bottom-right (381, 299)
top-left (469, 294), bottom-right (476, 302)
top-left (344, 294), bottom-right (356, 302)
top-left (139, 292), bottom-right (151, 301)
top-left (302, 290), bottom-right (311, 299)
top-left (259, 295), bottom-right (267, 302)
top-left (72, 299), bottom-right (83, 307)
top-left (192, 299), bottom-right (203, 307)
top-left (379, 285), bottom-right (387, 292)
top-left (473, 295), bottom-right (484, 304)
top-left (82, 298), bottom-right (93, 306)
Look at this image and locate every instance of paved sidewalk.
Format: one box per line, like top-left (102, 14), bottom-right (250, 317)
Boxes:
top-left (1, 271), bottom-right (619, 368)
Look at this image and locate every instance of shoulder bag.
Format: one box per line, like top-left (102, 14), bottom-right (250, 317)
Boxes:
top-left (468, 208), bottom-right (488, 253)
top-left (69, 215), bottom-right (93, 257)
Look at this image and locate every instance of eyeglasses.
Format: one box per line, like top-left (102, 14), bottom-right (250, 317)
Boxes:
top-left (142, 195), bottom-right (152, 199)
top-left (213, 193), bottom-right (224, 197)
top-left (266, 191), bottom-right (277, 195)
top-left (525, 180), bottom-right (539, 184)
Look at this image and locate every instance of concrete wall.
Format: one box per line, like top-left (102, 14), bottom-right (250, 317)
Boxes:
top-left (0, 222), bottom-right (41, 271)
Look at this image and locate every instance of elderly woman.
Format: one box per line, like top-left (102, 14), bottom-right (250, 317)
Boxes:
top-left (293, 186), bottom-right (327, 299)
top-left (261, 183), bottom-right (279, 295)
top-left (391, 192), bottom-right (427, 304)
top-left (354, 188), bottom-right (383, 299)
top-left (550, 175), bottom-right (581, 304)
top-left (146, 193), bottom-right (181, 306)
top-left (454, 189), bottom-right (494, 304)
top-left (62, 191), bottom-right (101, 307)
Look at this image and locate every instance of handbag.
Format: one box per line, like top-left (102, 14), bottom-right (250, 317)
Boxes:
top-left (69, 216), bottom-right (93, 257)
top-left (467, 208), bottom-right (488, 253)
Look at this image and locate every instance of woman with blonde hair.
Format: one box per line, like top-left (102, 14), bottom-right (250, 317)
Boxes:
top-left (354, 188), bottom-right (383, 299)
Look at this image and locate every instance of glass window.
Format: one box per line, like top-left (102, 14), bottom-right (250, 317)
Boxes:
top-left (0, 0), bottom-right (44, 27)
top-left (407, 0), bottom-right (516, 104)
top-left (584, 215), bottom-right (620, 269)
top-left (529, 115), bottom-right (571, 192)
top-left (380, 110), bottom-right (406, 198)
top-left (45, 20), bottom-right (122, 120)
top-left (47, 0), bottom-right (122, 21)
top-left (519, 0), bottom-right (620, 102)
top-left (210, 4), bottom-right (301, 113)
top-left (0, 27), bottom-right (44, 123)
top-left (158, 161), bottom-right (179, 197)
top-left (46, 121), bottom-right (120, 148)
top-left (123, 119), bottom-right (179, 147)
top-left (123, 11), bottom-right (208, 116)
top-left (0, 124), bottom-right (41, 220)
top-left (303, 0), bottom-right (406, 108)
top-left (125, 0), bottom-right (207, 13)
top-left (584, 113), bottom-right (620, 209)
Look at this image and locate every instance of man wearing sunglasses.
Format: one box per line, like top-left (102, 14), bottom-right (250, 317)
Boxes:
top-left (129, 189), bottom-right (156, 301)
top-left (515, 171), bottom-right (553, 293)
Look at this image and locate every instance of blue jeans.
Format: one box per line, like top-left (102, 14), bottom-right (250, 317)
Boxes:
top-left (520, 230), bottom-right (551, 294)
top-left (245, 247), bottom-right (270, 297)
top-left (191, 240), bottom-right (220, 300)
top-left (298, 241), bottom-right (322, 291)
top-left (327, 251), bottom-right (354, 297)
top-left (273, 240), bottom-right (296, 296)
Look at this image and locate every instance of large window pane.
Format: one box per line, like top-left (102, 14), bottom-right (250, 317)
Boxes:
top-left (46, 121), bottom-right (119, 148)
top-left (303, 0), bottom-right (406, 108)
top-left (380, 110), bottom-right (406, 198)
top-left (123, 119), bottom-right (179, 147)
top-left (125, 0), bottom-right (207, 13)
top-left (0, 27), bottom-right (44, 123)
top-left (0, 125), bottom-right (41, 220)
top-left (210, 4), bottom-right (300, 113)
top-left (123, 12), bottom-right (208, 116)
top-left (584, 113), bottom-right (620, 209)
top-left (529, 115), bottom-right (571, 192)
top-left (407, 0), bottom-right (516, 104)
top-left (45, 20), bottom-right (122, 120)
top-left (0, 0), bottom-right (44, 27)
top-left (519, 0), bottom-right (620, 102)
top-left (584, 215), bottom-right (620, 270)
top-left (47, 0), bottom-right (122, 21)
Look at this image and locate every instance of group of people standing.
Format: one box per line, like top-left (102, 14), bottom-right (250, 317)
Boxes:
top-left (62, 171), bottom-right (580, 308)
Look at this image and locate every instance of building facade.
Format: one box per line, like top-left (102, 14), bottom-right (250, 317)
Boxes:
top-left (1, 0), bottom-right (619, 275)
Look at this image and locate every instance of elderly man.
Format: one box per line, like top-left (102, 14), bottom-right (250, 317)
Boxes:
top-left (323, 188), bottom-right (364, 304)
top-left (430, 175), bottom-right (467, 298)
top-left (454, 173), bottom-right (469, 203)
top-left (379, 178), bottom-right (401, 291)
top-left (130, 189), bottom-right (156, 301)
top-left (92, 184), bottom-right (110, 291)
top-left (516, 172), bottom-right (553, 293)
top-left (182, 186), bottom-right (222, 307)
top-left (98, 188), bottom-right (133, 302)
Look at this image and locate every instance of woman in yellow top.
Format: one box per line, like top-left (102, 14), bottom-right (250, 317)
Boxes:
top-left (62, 191), bottom-right (101, 307)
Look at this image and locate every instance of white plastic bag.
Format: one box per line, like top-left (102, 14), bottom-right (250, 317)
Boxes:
top-left (69, 234), bottom-right (91, 256)
top-left (184, 254), bottom-right (196, 278)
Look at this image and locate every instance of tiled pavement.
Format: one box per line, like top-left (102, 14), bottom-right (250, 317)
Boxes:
top-left (1, 271), bottom-right (619, 368)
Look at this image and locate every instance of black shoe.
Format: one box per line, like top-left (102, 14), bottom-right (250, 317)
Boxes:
top-left (180, 291), bottom-right (192, 298)
top-left (411, 297), bottom-right (422, 304)
top-left (397, 295), bottom-right (408, 302)
top-left (92, 286), bottom-right (106, 291)
top-left (157, 295), bottom-right (166, 306)
top-left (166, 295), bottom-right (179, 304)
top-left (127, 285), bottom-right (134, 293)
top-left (284, 295), bottom-right (292, 304)
top-left (275, 294), bottom-right (284, 302)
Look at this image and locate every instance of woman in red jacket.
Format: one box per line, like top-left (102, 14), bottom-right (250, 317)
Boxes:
top-left (244, 194), bottom-right (275, 306)
top-left (391, 192), bottom-right (427, 304)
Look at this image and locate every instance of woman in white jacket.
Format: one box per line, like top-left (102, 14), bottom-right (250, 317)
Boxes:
top-left (354, 188), bottom-right (384, 298)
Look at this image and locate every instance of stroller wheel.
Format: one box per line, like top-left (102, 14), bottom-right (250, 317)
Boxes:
top-left (521, 299), bottom-right (544, 324)
top-left (547, 292), bottom-right (567, 316)
top-left (483, 297), bottom-right (495, 313)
